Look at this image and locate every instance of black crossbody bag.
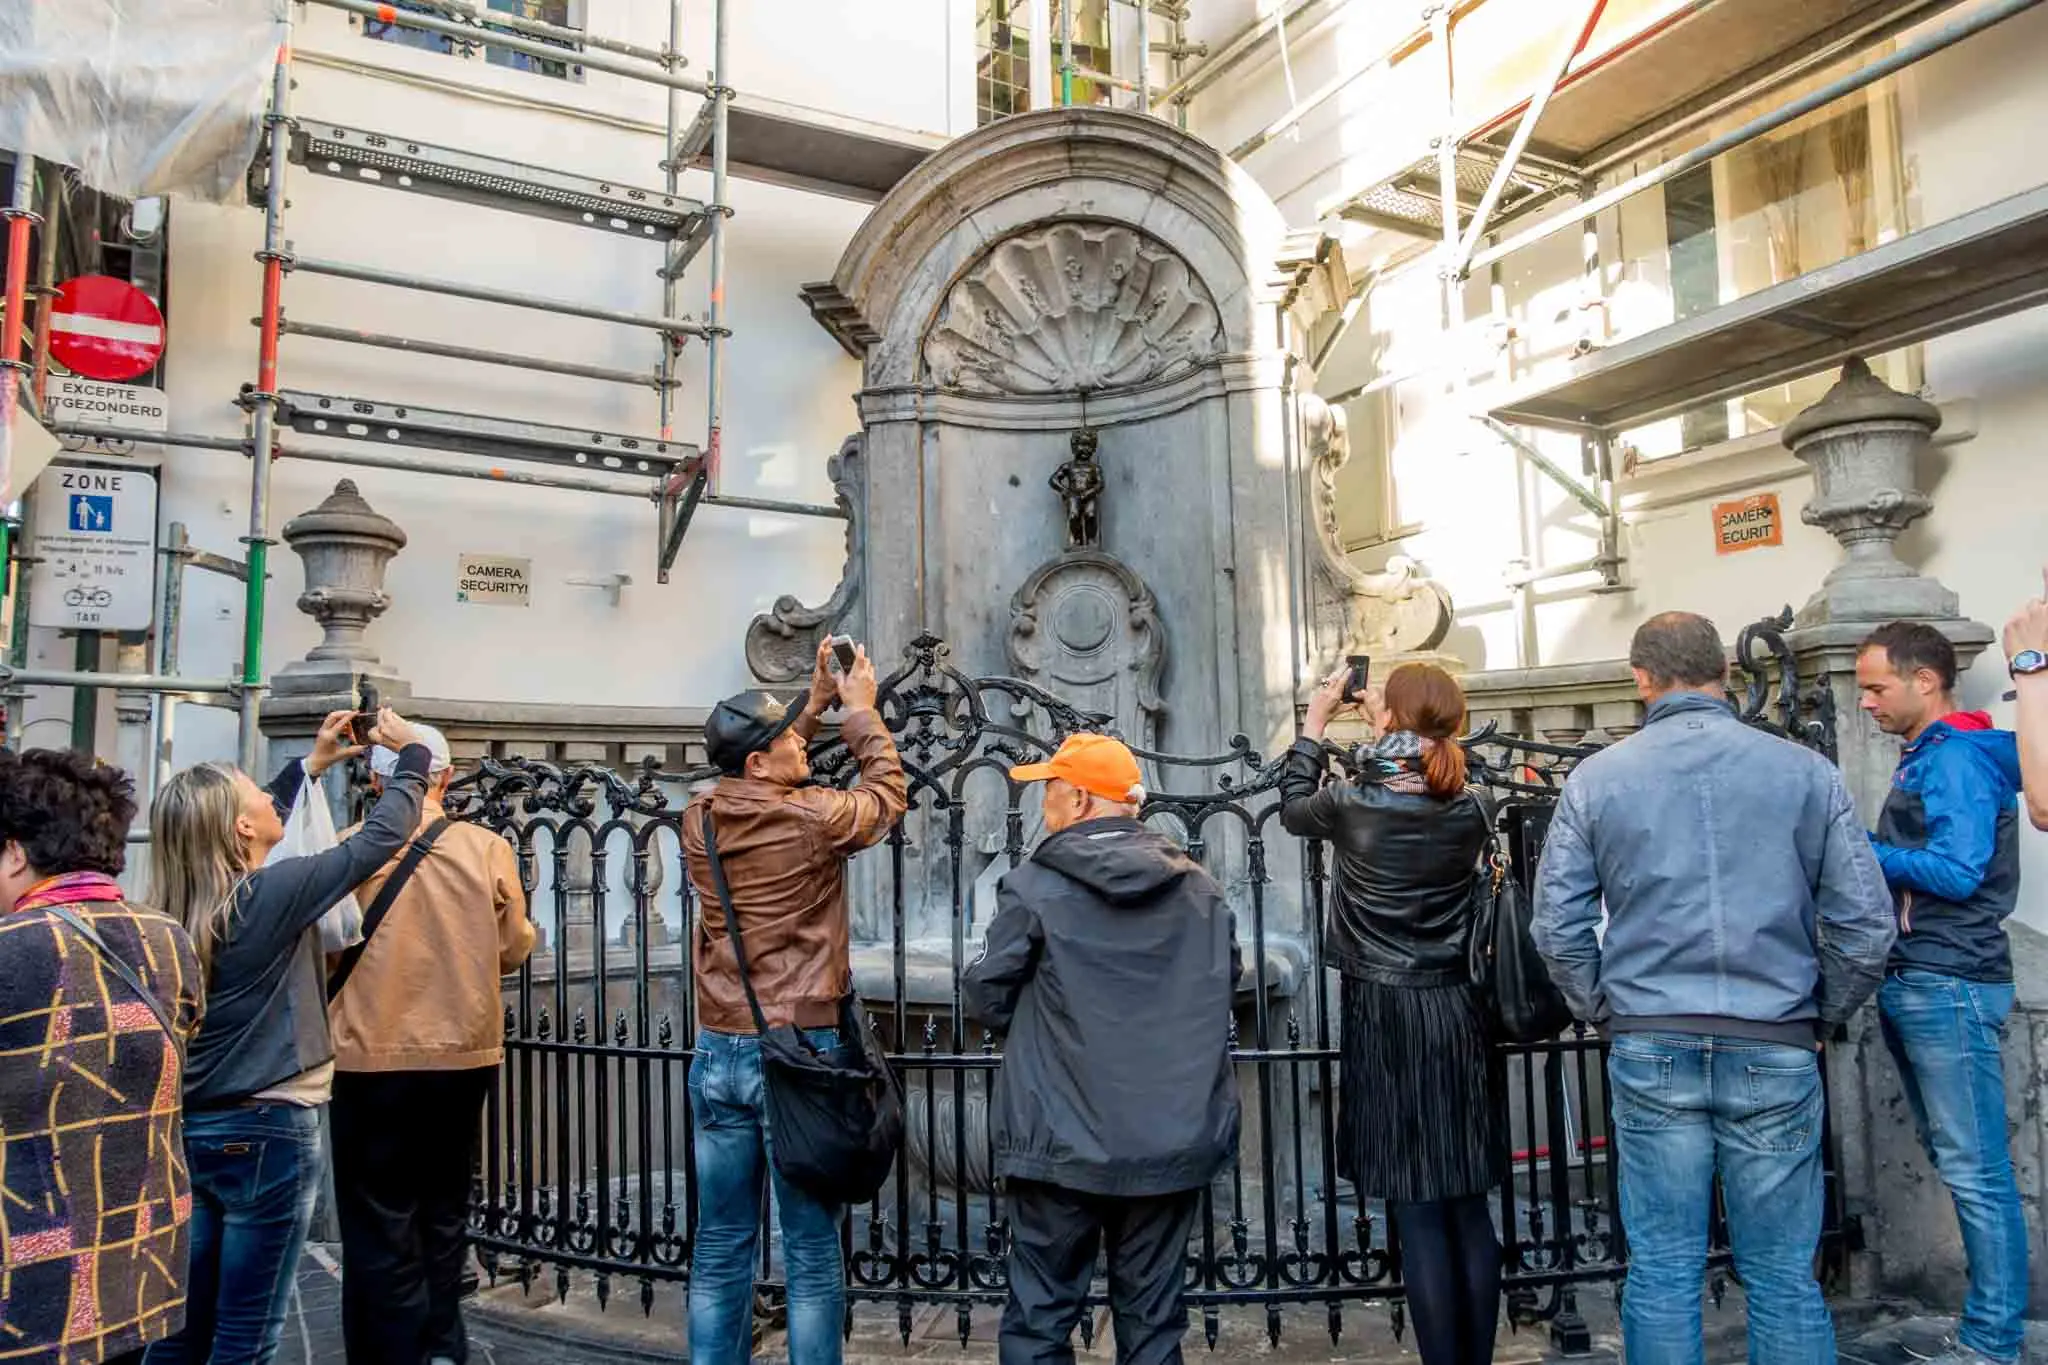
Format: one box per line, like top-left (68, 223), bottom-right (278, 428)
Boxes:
top-left (700, 808), bottom-right (903, 1205)
top-left (328, 817), bottom-right (451, 1000)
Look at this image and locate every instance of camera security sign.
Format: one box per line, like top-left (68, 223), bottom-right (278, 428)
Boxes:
top-left (30, 466), bottom-right (159, 630)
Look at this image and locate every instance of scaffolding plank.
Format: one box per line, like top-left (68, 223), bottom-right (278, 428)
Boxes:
top-left (1485, 183), bottom-right (2048, 430)
top-left (1494, 0), bottom-right (1957, 166)
top-left (273, 389), bottom-right (701, 476)
top-left (1322, 0), bottom-right (1953, 227)
top-left (288, 123), bottom-right (710, 242)
top-left (693, 95), bottom-right (942, 204)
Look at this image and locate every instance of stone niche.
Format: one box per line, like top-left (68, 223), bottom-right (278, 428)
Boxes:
top-left (769, 117), bottom-right (1456, 1250)
top-left (780, 108), bottom-right (1449, 766)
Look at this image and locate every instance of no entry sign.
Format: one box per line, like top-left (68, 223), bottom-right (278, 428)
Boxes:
top-left (50, 276), bottom-right (165, 382)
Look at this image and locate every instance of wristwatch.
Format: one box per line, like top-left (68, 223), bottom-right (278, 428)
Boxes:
top-left (2013, 649), bottom-right (2048, 679)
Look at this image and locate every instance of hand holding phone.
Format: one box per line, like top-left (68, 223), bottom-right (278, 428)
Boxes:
top-left (1344, 654), bottom-right (1372, 704)
top-left (826, 634), bottom-right (858, 675)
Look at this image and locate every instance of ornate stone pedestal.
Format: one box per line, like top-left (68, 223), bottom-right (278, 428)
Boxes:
top-left (1778, 358), bottom-right (1994, 813)
top-left (271, 479), bottom-right (410, 706)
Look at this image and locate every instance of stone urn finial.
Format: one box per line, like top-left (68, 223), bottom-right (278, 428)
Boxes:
top-left (273, 479), bottom-right (409, 694)
top-left (1781, 356), bottom-right (1955, 626)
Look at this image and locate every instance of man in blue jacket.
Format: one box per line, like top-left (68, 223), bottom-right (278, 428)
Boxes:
top-left (1857, 621), bottom-right (2030, 1365)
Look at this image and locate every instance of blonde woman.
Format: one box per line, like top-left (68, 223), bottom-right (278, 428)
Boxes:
top-left (144, 708), bottom-right (431, 1365)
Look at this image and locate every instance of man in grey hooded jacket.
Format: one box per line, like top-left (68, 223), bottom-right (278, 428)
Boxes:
top-left (964, 733), bottom-right (1241, 1365)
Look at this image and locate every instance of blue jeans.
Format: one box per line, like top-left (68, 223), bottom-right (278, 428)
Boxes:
top-left (1606, 1033), bottom-right (1834, 1365)
top-left (1880, 970), bottom-right (2030, 1363)
top-left (144, 1103), bottom-right (324, 1365)
top-left (689, 1029), bottom-right (847, 1365)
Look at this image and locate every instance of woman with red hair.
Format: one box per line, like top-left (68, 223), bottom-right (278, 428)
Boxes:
top-left (1280, 661), bottom-right (1503, 1365)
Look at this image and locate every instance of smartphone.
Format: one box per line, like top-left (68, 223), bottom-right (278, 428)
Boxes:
top-left (827, 634), bottom-right (858, 674)
top-left (1344, 653), bottom-right (1371, 702)
top-left (350, 684), bottom-right (380, 745)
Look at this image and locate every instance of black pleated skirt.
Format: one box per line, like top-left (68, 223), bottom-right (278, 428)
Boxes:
top-left (1338, 974), bottom-right (1507, 1203)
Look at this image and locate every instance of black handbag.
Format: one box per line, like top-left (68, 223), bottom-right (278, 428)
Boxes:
top-left (1467, 836), bottom-right (1575, 1046)
top-left (700, 808), bottom-right (903, 1206)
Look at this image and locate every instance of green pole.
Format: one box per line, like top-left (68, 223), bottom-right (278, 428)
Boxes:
top-left (71, 631), bottom-right (97, 751)
top-left (1060, 1), bottom-right (1074, 105)
top-left (240, 538), bottom-right (268, 714)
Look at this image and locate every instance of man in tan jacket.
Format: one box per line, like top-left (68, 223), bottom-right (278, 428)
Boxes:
top-left (328, 722), bottom-right (534, 1365)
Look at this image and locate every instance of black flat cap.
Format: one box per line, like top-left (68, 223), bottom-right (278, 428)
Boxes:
top-left (705, 688), bottom-right (809, 775)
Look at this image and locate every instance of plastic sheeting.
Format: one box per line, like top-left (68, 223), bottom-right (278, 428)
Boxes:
top-left (0, 0), bottom-right (289, 205)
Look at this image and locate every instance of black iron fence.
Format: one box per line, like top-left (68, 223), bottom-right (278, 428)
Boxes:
top-left (456, 610), bottom-right (1840, 1348)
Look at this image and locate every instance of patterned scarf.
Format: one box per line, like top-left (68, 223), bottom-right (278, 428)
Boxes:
top-left (1366, 730), bottom-right (1434, 795)
top-left (12, 870), bottom-right (127, 914)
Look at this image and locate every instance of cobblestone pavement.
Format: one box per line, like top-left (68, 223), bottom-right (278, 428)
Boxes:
top-left (269, 1245), bottom-right (2038, 1364)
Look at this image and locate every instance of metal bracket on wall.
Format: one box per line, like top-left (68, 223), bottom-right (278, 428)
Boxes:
top-left (656, 468), bottom-right (709, 583)
top-left (1481, 416), bottom-right (1625, 591)
top-left (265, 389), bottom-right (702, 477)
top-left (284, 122), bottom-right (711, 242)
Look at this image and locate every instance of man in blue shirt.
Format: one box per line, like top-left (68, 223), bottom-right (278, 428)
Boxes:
top-left (1857, 621), bottom-right (2029, 1365)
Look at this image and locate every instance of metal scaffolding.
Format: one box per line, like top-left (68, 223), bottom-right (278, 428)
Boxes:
top-left (1, 0), bottom-right (886, 772)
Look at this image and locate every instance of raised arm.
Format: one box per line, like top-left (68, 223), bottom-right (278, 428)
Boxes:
top-left (1278, 739), bottom-right (1349, 840)
top-left (800, 647), bottom-right (908, 854)
top-left (265, 709), bottom-right (369, 818)
top-left (2008, 581), bottom-right (2048, 831)
top-left (1281, 668), bottom-right (1378, 839)
top-left (236, 710), bottom-right (430, 947)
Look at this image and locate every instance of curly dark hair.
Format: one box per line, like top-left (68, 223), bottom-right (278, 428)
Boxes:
top-left (0, 748), bottom-right (138, 877)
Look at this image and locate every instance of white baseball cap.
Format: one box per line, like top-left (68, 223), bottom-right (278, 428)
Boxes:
top-left (370, 722), bottom-right (452, 777)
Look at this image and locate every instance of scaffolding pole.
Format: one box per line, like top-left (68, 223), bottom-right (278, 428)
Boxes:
top-left (1, 154), bottom-right (37, 697)
top-left (288, 255), bottom-right (711, 337)
top-left (1450, 0), bottom-right (1606, 276)
top-left (278, 319), bottom-right (672, 390)
top-left (241, 43), bottom-right (293, 771)
top-left (29, 165), bottom-right (59, 415)
top-left (1150, 0), bottom-right (1327, 111)
top-left (656, 0), bottom-right (728, 582)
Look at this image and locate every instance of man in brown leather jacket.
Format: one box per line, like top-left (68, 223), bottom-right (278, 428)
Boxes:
top-left (680, 638), bottom-right (905, 1365)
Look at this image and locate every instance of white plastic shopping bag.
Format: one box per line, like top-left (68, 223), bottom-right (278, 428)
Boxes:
top-left (268, 762), bottom-right (363, 951)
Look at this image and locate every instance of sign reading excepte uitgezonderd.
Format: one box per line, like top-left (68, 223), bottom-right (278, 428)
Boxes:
top-left (456, 553), bottom-right (532, 607)
top-left (29, 466), bottom-right (158, 631)
top-left (46, 376), bottom-right (170, 434)
top-left (1713, 493), bottom-right (1783, 555)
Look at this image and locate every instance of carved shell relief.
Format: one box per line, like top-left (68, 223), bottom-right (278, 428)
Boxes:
top-left (922, 223), bottom-right (1223, 396)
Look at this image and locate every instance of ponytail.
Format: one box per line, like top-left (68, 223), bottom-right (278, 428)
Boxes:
top-left (1419, 736), bottom-right (1467, 798)
top-left (1382, 662), bottom-right (1471, 799)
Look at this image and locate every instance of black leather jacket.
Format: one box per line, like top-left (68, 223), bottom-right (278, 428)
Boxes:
top-left (1278, 738), bottom-right (1490, 985)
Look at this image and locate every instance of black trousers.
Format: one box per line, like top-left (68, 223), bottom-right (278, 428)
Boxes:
top-left (1000, 1180), bottom-right (1202, 1365)
top-left (332, 1068), bottom-right (493, 1365)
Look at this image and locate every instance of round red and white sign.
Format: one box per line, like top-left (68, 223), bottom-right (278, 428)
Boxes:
top-left (50, 275), bottom-right (165, 383)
